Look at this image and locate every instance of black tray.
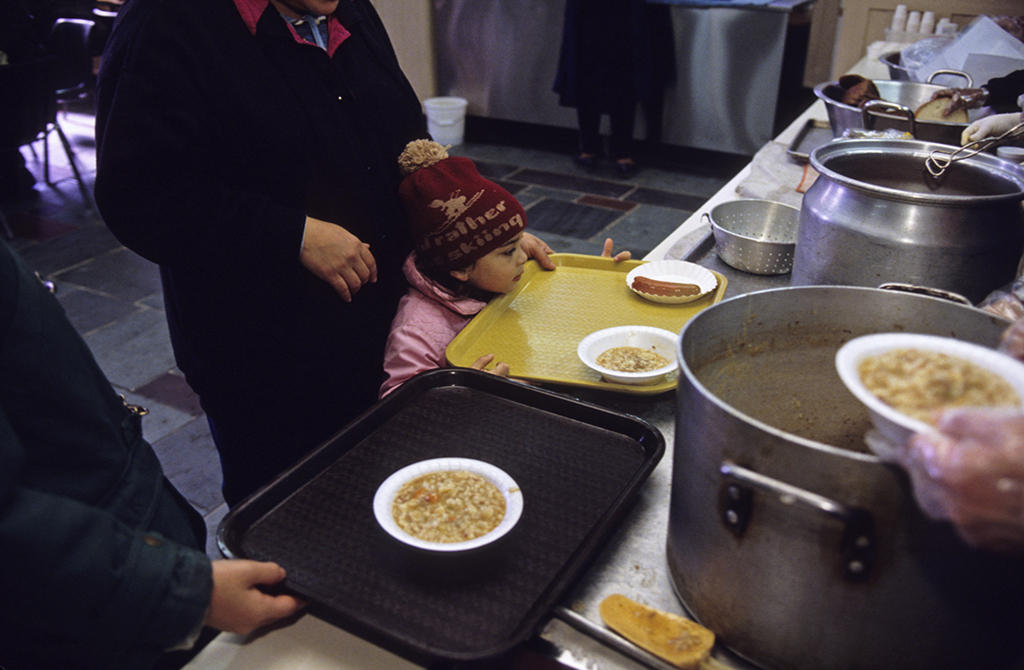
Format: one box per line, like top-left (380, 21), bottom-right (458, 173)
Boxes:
top-left (218, 369), bottom-right (664, 665)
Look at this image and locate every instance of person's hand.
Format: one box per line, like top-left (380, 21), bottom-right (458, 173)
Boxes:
top-left (204, 560), bottom-right (305, 635)
top-left (521, 232), bottom-right (555, 271)
top-left (930, 87), bottom-right (988, 118)
top-left (960, 112), bottom-right (1023, 145)
top-left (470, 353), bottom-right (510, 378)
top-left (299, 216), bottom-right (377, 302)
top-left (600, 237), bottom-right (631, 262)
top-left (1000, 316), bottom-right (1024, 362)
top-left (903, 408), bottom-right (1024, 553)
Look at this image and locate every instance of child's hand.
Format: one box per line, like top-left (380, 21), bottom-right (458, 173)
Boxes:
top-left (601, 237), bottom-right (631, 262)
top-left (522, 232), bottom-right (556, 270)
top-left (471, 353), bottom-right (510, 378)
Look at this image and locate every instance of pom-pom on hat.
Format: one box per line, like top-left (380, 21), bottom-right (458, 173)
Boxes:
top-left (398, 139), bottom-right (527, 271)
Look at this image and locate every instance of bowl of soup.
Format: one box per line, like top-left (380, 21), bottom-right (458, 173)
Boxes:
top-left (373, 457), bottom-right (523, 553)
top-left (577, 326), bottom-right (679, 385)
top-left (836, 333), bottom-right (1024, 450)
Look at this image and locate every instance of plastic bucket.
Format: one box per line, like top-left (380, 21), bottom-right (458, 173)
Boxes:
top-left (423, 96), bottom-right (468, 146)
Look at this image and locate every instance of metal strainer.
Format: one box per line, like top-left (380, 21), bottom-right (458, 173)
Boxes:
top-left (703, 199), bottom-right (800, 275)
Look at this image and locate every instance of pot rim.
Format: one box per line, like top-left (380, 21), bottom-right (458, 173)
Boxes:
top-left (676, 286), bottom-right (892, 464)
top-left (809, 138), bottom-right (1024, 205)
top-left (676, 285), bottom-right (1015, 463)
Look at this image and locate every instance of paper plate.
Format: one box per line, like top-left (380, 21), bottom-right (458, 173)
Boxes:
top-left (626, 260), bottom-right (718, 304)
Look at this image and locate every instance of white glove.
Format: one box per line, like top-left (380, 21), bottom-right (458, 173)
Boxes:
top-left (961, 112), bottom-right (1023, 145)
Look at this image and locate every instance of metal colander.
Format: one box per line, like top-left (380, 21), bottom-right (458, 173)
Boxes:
top-left (704, 199), bottom-right (800, 275)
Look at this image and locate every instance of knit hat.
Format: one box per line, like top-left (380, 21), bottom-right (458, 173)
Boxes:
top-left (397, 139), bottom-right (527, 271)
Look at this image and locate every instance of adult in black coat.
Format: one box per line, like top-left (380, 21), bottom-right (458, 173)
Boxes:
top-left (553, 0), bottom-right (674, 173)
top-left (95, 0), bottom-right (554, 505)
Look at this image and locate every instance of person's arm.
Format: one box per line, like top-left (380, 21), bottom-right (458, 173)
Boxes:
top-left (0, 410), bottom-right (302, 660)
top-left (0, 406), bottom-right (211, 656)
top-left (94, 28), bottom-right (304, 273)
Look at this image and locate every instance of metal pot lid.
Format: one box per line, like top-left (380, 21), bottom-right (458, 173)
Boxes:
top-left (809, 138), bottom-right (1024, 205)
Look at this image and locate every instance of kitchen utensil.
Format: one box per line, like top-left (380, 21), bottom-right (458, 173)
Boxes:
top-left (925, 120), bottom-right (1024, 178)
top-left (703, 199), bottom-right (799, 275)
top-left (793, 138), bottom-right (1024, 303)
top-left (669, 285), bottom-right (1023, 670)
top-left (219, 368), bottom-right (664, 665)
top-left (814, 73), bottom-right (975, 145)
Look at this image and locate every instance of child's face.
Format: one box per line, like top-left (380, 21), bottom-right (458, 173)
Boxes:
top-left (452, 234), bottom-right (528, 294)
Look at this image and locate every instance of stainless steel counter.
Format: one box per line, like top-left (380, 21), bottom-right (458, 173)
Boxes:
top-left (530, 231), bottom-right (789, 670)
top-left (430, 0), bottom-right (811, 155)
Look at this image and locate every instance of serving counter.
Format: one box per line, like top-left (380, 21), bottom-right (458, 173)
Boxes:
top-left (182, 56), bottom-right (886, 670)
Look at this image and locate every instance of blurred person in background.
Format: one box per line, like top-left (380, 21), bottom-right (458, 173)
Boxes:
top-left (553, 0), bottom-right (674, 175)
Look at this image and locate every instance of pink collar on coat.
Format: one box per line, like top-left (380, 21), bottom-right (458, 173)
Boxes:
top-left (232, 0), bottom-right (350, 56)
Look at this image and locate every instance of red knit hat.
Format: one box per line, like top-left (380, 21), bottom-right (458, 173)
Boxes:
top-left (397, 140), bottom-right (527, 271)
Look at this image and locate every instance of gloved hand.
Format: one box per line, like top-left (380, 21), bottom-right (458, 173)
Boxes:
top-left (1000, 315), bottom-right (1024, 362)
top-left (904, 407), bottom-right (1024, 553)
top-left (961, 111), bottom-right (1023, 145)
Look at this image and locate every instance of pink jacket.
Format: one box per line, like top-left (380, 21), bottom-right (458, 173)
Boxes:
top-left (379, 254), bottom-right (488, 397)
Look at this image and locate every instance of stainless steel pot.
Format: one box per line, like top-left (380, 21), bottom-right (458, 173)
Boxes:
top-left (879, 51), bottom-right (911, 81)
top-left (792, 138), bottom-right (1024, 303)
top-left (668, 285), bottom-right (1023, 670)
top-left (813, 74), bottom-right (974, 145)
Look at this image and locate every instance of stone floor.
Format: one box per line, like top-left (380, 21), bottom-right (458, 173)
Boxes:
top-left (2, 106), bottom-right (742, 559)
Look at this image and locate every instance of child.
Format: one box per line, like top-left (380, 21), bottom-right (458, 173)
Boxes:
top-left (380, 139), bottom-right (628, 397)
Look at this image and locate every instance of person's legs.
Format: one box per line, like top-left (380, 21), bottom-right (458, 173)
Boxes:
top-left (608, 98), bottom-right (637, 163)
top-left (576, 103), bottom-right (603, 165)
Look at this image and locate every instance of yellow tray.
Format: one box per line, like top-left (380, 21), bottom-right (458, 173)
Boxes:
top-left (446, 254), bottom-right (727, 395)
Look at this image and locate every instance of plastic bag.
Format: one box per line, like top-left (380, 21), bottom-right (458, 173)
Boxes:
top-left (978, 276), bottom-right (1024, 322)
top-left (903, 407), bottom-right (1024, 553)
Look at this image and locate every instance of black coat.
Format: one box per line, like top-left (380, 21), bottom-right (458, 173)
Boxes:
top-left (95, 0), bottom-right (427, 486)
top-left (553, 0), bottom-right (675, 110)
top-left (0, 240), bottom-right (211, 670)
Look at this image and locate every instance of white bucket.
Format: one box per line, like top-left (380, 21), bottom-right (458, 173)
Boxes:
top-left (423, 96), bottom-right (468, 146)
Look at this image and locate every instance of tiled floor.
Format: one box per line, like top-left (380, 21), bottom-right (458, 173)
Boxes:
top-left (2, 105), bottom-right (741, 558)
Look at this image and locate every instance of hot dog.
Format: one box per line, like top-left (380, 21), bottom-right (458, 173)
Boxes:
top-left (632, 275), bottom-right (701, 297)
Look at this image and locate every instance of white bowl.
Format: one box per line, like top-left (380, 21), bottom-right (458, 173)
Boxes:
top-left (836, 333), bottom-right (1024, 452)
top-left (372, 458), bottom-right (523, 553)
top-left (577, 326), bottom-right (679, 385)
top-left (626, 260), bottom-right (718, 304)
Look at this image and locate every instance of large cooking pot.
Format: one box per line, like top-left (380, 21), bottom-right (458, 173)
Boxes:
top-left (813, 75), bottom-right (976, 145)
top-left (792, 138), bottom-right (1024, 303)
top-left (668, 286), bottom-right (1024, 670)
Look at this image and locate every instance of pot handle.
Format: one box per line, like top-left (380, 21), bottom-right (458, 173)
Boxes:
top-left (925, 69), bottom-right (974, 88)
top-left (861, 99), bottom-right (918, 138)
top-left (719, 460), bottom-right (875, 581)
top-left (877, 282), bottom-right (972, 306)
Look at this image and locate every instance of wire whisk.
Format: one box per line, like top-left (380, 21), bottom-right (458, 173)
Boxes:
top-left (924, 120), bottom-right (1024, 178)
